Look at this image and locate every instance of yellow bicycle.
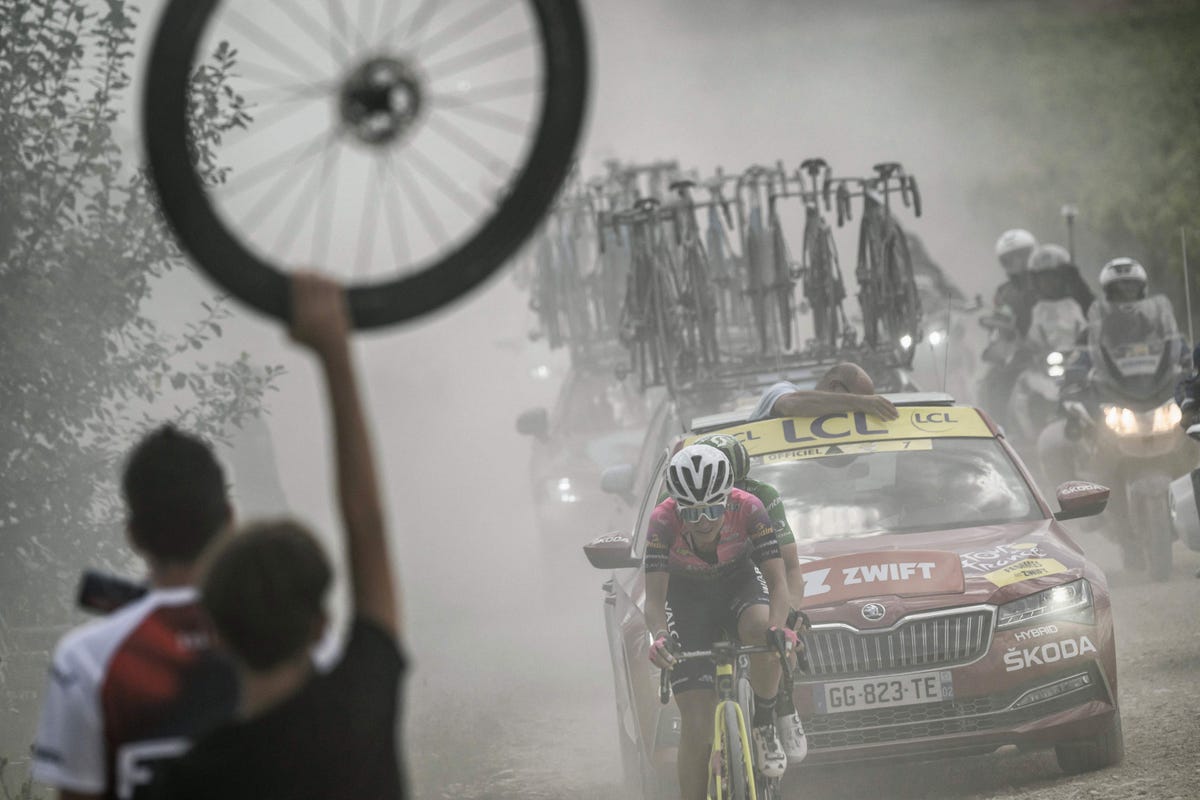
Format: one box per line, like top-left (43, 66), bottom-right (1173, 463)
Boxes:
top-left (659, 637), bottom-right (794, 800)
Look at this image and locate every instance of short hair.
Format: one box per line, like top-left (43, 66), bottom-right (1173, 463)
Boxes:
top-left (202, 519), bottom-right (332, 671)
top-left (122, 425), bottom-right (231, 563)
top-left (816, 363), bottom-right (875, 395)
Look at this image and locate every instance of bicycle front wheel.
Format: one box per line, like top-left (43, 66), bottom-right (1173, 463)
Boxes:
top-left (144, 0), bottom-right (589, 328)
top-left (712, 701), bottom-right (752, 800)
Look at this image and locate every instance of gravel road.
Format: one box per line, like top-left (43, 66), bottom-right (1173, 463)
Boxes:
top-left (410, 537), bottom-right (1200, 800)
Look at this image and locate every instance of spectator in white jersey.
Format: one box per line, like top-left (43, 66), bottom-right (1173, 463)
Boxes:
top-left (32, 427), bottom-right (237, 800)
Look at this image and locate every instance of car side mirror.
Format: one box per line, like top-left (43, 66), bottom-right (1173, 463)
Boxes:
top-left (1053, 480), bottom-right (1110, 521)
top-left (583, 533), bottom-right (640, 570)
top-left (516, 407), bottom-right (549, 440)
top-left (600, 463), bottom-right (636, 503)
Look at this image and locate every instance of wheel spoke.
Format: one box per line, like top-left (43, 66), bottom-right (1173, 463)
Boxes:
top-left (425, 115), bottom-right (512, 180)
top-left (324, 0), bottom-right (358, 58)
top-left (391, 153), bottom-right (448, 251)
top-left (416, 0), bottom-right (513, 59)
top-left (221, 129), bottom-right (330, 201)
top-left (378, 153), bottom-right (414, 269)
top-left (265, 0), bottom-right (348, 68)
top-left (355, 156), bottom-right (385, 277)
top-left (430, 76), bottom-right (538, 106)
top-left (383, 0), bottom-right (442, 49)
top-left (225, 7), bottom-right (329, 83)
top-left (437, 100), bottom-right (529, 135)
top-left (270, 131), bottom-right (341, 259)
top-left (372, 0), bottom-right (408, 51)
top-left (404, 143), bottom-right (485, 219)
top-left (240, 81), bottom-right (334, 107)
top-left (311, 138), bottom-right (343, 265)
top-left (223, 98), bottom-right (320, 151)
top-left (424, 30), bottom-right (533, 79)
top-left (232, 60), bottom-right (334, 93)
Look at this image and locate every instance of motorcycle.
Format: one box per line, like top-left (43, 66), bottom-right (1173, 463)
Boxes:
top-left (1007, 297), bottom-right (1087, 461)
top-left (1062, 329), bottom-right (1193, 580)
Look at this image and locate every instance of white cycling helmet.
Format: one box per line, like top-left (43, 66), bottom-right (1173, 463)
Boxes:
top-left (1098, 257), bottom-right (1148, 289)
top-left (665, 444), bottom-right (733, 507)
top-left (995, 229), bottom-right (1038, 259)
top-left (1028, 243), bottom-right (1071, 272)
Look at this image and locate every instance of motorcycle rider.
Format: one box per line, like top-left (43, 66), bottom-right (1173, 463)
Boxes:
top-left (993, 229), bottom-right (1039, 336)
top-left (1037, 257), bottom-right (1185, 513)
top-left (1026, 244), bottom-right (1089, 355)
top-left (979, 229), bottom-right (1038, 427)
top-left (1009, 245), bottom-right (1089, 456)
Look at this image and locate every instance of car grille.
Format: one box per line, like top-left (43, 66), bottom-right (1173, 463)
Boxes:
top-left (805, 670), bottom-right (1108, 750)
top-left (802, 608), bottom-right (994, 679)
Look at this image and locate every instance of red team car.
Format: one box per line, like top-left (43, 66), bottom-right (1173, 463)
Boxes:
top-left (585, 397), bottom-right (1120, 798)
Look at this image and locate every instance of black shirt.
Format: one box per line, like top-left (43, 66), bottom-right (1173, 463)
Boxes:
top-left (157, 618), bottom-right (407, 800)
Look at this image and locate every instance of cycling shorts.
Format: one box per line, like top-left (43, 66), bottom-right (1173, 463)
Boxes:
top-left (664, 565), bottom-right (769, 695)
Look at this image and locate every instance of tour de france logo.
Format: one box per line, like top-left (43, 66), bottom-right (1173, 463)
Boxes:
top-left (909, 409), bottom-right (959, 433)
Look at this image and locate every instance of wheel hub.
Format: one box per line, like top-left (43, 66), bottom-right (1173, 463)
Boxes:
top-left (339, 56), bottom-right (423, 146)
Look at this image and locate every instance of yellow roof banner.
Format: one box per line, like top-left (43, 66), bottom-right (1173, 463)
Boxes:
top-left (689, 406), bottom-right (993, 457)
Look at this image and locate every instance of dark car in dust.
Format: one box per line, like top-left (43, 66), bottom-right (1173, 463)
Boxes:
top-left (584, 397), bottom-right (1119, 799)
top-left (516, 364), bottom-right (665, 549)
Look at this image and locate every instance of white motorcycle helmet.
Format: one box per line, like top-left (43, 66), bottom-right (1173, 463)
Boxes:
top-left (1099, 257), bottom-right (1147, 302)
top-left (995, 229), bottom-right (1038, 275)
top-left (665, 444), bottom-right (733, 507)
top-left (1027, 243), bottom-right (1071, 272)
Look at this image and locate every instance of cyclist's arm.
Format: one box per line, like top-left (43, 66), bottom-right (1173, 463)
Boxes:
top-left (644, 571), bottom-right (670, 645)
top-left (290, 274), bottom-right (398, 636)
top-left (642, 509), bottom-right (673, 640)
top-left (746, 501), bottom-right (788, 630)
top-left (759, 555), bottom-right (790, 631)
top-left (780, 542), bottom-right (803, 612)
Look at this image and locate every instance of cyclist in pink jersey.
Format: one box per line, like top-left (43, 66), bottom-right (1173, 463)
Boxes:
top-left (644, 445), bottom-right (797, 798)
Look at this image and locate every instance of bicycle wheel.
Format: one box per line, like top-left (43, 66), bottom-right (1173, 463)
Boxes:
top-left (144, 0), bottom-right (589, 329)
top-left (713, 701), bottom-right (751, 800)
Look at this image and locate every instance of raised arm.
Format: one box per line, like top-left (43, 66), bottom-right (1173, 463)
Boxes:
top-left (772, 390), bottom-right (898, 421)
top-left (289, 274), bottom-right (399, 635)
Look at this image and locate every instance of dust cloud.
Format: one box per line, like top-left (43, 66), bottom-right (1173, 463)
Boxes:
top-left (20, 0), bottom-right (1171, 797)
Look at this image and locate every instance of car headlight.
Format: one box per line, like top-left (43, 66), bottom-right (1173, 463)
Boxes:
top-left (1102, 400), bottom-right (1180, 436)
top-left (996, 579), bottom-right (1094, 629)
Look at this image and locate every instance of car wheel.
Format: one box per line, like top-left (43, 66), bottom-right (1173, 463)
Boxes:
top-left (1054, 708), bottom-right (1125, 774)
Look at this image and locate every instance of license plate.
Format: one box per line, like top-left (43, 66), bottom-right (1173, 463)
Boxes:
top-left (813, 670), bottom-right (953, 714)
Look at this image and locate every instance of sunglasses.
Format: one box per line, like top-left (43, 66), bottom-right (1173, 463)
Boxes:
top-left (677, 503), bottom-right (726, 523)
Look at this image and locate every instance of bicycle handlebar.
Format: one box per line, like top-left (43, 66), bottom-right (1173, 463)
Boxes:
top-left (658, 637), bottom-right (800, 705)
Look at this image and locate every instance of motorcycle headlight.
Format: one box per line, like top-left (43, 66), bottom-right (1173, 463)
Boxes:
top-left (1101, 404), bottom-right (1138, 435)
top-left (546, 476), bottom-right (579, 504)
top-left (996, 579), bottom-right (1094, 629)
top-left (1102, 401), bottom-right (1182, 436)
top-left (1151, 401), bottom-right (1182, 433)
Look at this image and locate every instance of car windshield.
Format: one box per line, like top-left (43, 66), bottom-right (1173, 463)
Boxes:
top-left (750, 437), bottom-right (1041, 540)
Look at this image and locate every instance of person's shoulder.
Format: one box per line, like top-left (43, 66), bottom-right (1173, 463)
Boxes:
top-left (728, 487), bottom-right (766, 511)
top-left (738, 478), bottom-right (779, 502)
top-left (51, 591), bottom-right (165, 675)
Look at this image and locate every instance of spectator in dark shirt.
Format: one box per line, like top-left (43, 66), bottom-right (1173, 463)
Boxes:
top-left (157, 273), bottom-right (406, 800)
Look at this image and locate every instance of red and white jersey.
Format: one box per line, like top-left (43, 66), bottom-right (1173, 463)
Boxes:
top-left (32, 587), bottom-right (236, 800)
